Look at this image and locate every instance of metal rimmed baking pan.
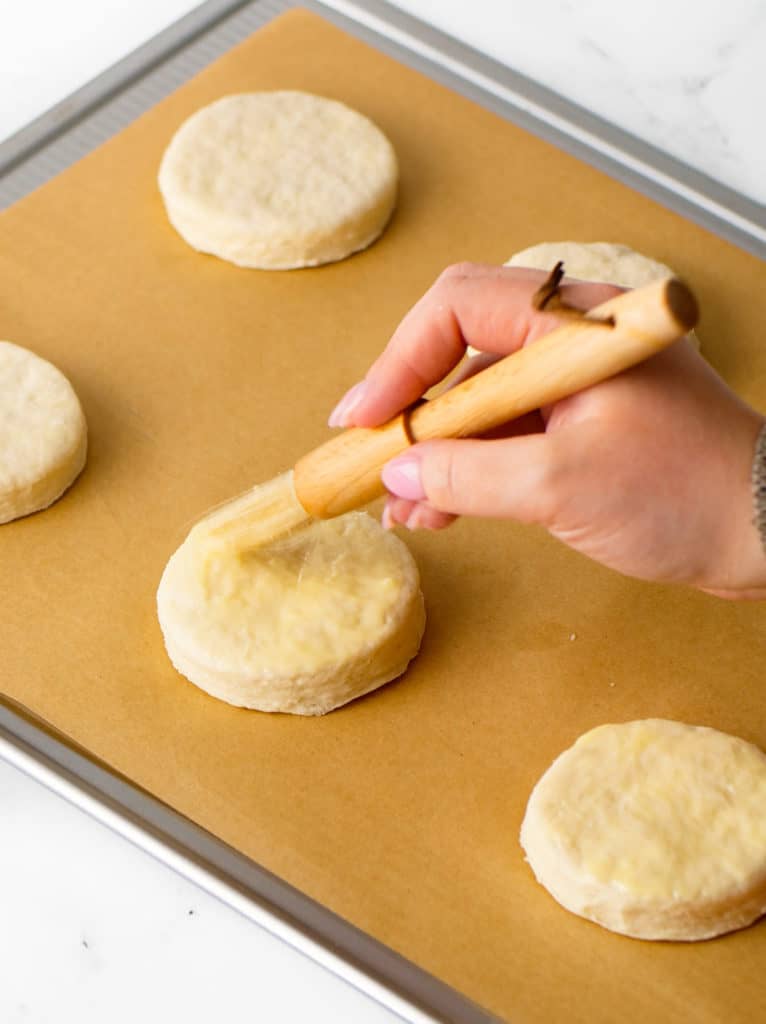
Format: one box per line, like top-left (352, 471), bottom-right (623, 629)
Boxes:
top-left (0, 3), bottom-right (763, 1023)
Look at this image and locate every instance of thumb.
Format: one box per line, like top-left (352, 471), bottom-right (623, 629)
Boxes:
top-left (381, 436), bottom-right (559, 524)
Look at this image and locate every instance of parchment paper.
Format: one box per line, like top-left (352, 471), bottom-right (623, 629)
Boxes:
top-left (1, 10), bottom-right (765, 1021)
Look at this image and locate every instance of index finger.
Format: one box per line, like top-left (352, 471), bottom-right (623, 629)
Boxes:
top-left (341, 262), bottom-right (621, 428)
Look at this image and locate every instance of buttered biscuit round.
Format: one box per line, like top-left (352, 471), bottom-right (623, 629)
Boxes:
top-left (157, 510), bottom-right (425, 715)
top-left (520, 719), bottom-right (766, 940)
top-left (158, 91), bottom-right (398, 269)
top-left (0, 341), bottom-right (87, 524)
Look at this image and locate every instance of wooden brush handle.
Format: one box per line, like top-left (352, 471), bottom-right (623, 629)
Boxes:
top-left (293, 276), bottom-right (698, 518)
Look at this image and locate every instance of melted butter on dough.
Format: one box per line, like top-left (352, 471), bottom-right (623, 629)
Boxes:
top-left (157, 508), bottom-right (424, 715)
top-left (521, 719), bottom-right (766, 940)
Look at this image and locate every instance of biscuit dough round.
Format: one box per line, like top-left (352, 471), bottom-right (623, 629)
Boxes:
top-left (157, 510), bottom-right (425, 715)
top-left (505, 240), bottom-right (674, 288)
top-left (520, 719), bottom-right (766, 941)
top-left (0, 340), bottom-right (87, 525)
top-left (502, 240), bottom-right (699, 350)
top-left (158, 91), bottom-right (398, 269)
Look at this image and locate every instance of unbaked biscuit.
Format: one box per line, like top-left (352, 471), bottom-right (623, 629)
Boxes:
top-left (520, 719), bottom-right (766, 940)
top-left (0, 341), bottom-right (87, 524)
top-left (157, 495), bottom-right (424, 715)
top-left (505, 240), bottom-right (674, 288)
top-left (158, 91), bottom-right (398, 269)
top-left (504, 240), bottom-right (700, 349)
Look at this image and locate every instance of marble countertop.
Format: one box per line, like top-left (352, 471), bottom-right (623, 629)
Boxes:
top-left (1, 2), bottom-right (763, 1022)
top-left (388, 0), bottom-right (765, 205)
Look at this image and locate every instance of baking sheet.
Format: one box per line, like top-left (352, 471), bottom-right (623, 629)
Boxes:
top-left (3, 0), bottom-right (763, 258)
top-left (1, 8), bottom-right (766, 1022)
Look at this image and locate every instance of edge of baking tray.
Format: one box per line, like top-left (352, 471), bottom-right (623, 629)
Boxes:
top-left (0, 0), bottom-right (763, 256)
top-left (0, 699), bottom-right (499, 1024)
top-left (0, 1), bottom-right (762, 1021)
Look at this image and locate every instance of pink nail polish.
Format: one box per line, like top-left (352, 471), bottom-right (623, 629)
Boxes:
top-left (328, 380), bottom-right (368, 428)
top-left (381, 503), bottom-right (394, 530)
top-left (382, 455), bottom-right (426, 501)
top-left (405, 506), bottom-right (426, 531)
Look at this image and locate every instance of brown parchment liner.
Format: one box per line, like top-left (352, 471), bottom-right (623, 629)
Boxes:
top-left (2, 10), bottom-right (766, 1022)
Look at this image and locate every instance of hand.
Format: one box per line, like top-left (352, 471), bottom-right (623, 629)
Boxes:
top-left (328, 262), bottom-right (766, 599)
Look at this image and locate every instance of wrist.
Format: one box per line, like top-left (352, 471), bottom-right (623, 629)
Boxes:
top-left (701, 413), bottom-right (766, 600)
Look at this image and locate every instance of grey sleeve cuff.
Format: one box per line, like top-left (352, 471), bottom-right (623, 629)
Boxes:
top-left (752, 422), bottom-right (766, 554)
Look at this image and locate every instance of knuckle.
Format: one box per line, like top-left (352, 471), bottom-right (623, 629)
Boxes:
top-left (437, 261), bottom-right (477, 285)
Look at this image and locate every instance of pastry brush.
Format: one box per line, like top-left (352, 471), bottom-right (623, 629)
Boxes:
top-left (195, 271), bottom-right (698, 551)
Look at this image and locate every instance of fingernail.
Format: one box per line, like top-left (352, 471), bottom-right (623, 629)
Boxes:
top-left (382, 454), bottom-right (425, 501)
top-left (381, 503), bottom-right (395, 530)
top-left (328, 380), bottom-right (368, 428)
top-left (405, 506), bottom-right (427, 531)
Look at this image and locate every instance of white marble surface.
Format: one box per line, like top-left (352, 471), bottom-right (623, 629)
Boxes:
top-left (0, 2), bottom-right (763, 1023)
top-left (387, 0), bottom-right (766, 205)
top-left (0, 757), bottom-right (400, 1024)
